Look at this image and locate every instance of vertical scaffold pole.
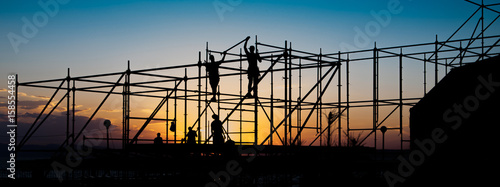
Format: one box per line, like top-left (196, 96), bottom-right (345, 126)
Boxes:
top-left (174, 79), bottom-right (178, 144)
top-left (198, 51), bottom-right (202, 144)
top-left (72, 79), bottom-right (75, 145)
top-left (123, 71), bottom-right (126, 148)
top-left (338, 51), bottom-right (342, 147)
top-left (316, 49), bottom-right (322, 146)
top-left (346, 53), bottom-right (350, 147)
top-left (184, 68), bottom-right (188, 143)
top-left (206, 42), bottom-right (209, 140)
top-left (435, 35), bottom-right (438, 86)
top-left (270, 54), bottom-right (274, 145)
top-left (399, 48), bottom-right (404, 150)
top-left (254, 35), bottom-right (258, 145)
top-left (166, 92), bottom-right (169, 143)
top-left (298, 58), bottom-right (302, 144)
top-left (240, 48), bottom-right (243, 144)
top-left (288, 42), bottom-right (292, 145)
top-left (123, 61), bottom-right (131, 148)
top-left (424, 53), bottom-right (427, 95)
top-left (373, 43), bottom-right (378, 149)
top-left (126, 62), bottom-right (131, 146)
top-left (127, 62), bottom-right (131, 146)
top-left (283, 40), bottom-right (291, 146)
top-left (320, 49), bottom-right (324, 146)
top-left (67, 68), bottom-right (70, 147)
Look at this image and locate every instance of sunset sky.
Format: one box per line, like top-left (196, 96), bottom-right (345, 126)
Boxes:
top-left (1, 0), bottom-right (499, 149)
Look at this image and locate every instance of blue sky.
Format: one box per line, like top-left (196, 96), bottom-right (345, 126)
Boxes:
top-left (1, 0), bottom-right (499, 148)
top-left (2, 0), bottom-right (495, 80)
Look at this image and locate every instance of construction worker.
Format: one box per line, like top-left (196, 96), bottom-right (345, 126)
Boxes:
top-left (244, 36), bottom-right (262, 98)
top-left (154, 133), bottom-right (163, 145)
top-left (205, 51), bottom-right (227, 102)
top-left (186, 127), bottom-right (197, 145)
top-left (211, 114), bottom-right (224, 145)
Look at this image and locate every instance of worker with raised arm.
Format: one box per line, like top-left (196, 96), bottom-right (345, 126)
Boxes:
top-left (204, 51), bottom-right (227, 102)
top-left (244, 36), bottom-right (262, 98)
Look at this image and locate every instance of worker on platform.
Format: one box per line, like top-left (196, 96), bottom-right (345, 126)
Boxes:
top-left (186, 127), bottom-right (197, 145)
top-left (204, 51), bottom-right (227, 102)
top-left (154, 133), bottom-right (163, 145)
top-left (244, 36), bottom-right (262, 98)
top-left (211, 114), bottom-right (224, 145)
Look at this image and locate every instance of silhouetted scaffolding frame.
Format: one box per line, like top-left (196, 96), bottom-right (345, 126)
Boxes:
top-left (16, 0), bottom-right (500, 151)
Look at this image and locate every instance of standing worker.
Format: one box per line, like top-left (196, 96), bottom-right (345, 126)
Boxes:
top-left (244, 36), bottom-right (262, 98)
top-left (186, 127), bottom-right (197, 145)
top-left (154, 133), bottom-right (163, 145)
top-left (204, 51), bottom-right (227, 102)
top-left (211, 114), bottom-right (224, 145)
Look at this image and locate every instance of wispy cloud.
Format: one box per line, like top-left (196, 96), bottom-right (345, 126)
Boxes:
top-left (17, 92), bottom-right (50, 100)
top-left (0, 88), bottom-right (50, 101)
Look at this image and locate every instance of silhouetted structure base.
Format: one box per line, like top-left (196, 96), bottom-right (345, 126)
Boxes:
top-left (11, 145), bottom-right (401, 186)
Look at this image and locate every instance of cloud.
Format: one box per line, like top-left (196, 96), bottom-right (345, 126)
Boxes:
top-left (17, 92), bottom-right (50, 100)
top-left (0, 89), bottom-right (56, 115)
top-left (0, 111), bottom-right (113, 147)
top-left (0, 89), bottom-right (50, 101)
top-left (99, 109), bottom-right (122, 113)
top-left (19, 100), bottom-right (49, 110)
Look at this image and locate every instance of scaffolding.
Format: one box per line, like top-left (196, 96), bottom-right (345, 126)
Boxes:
top-left (16, 0), bottom-right (500, 151)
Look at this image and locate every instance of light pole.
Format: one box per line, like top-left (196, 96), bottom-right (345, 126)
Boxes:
top-left (104, 120), bottom-right (111, 149)
top-left (380, 126), bottom-right (387, 160)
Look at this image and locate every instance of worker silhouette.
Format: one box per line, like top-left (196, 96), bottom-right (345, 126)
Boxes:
top-left (154, 133), bottom-right (163, 145)
top-left (187, 127), bottom-right (197, 144)
top-left (170, 121), bottom-right (176, 132)
top-left (205, 51), bottom-right (227, 102)
top-left (244, 36), bottom-right (262, 98)
top-left (211, 114), bottom-right (224, 145)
